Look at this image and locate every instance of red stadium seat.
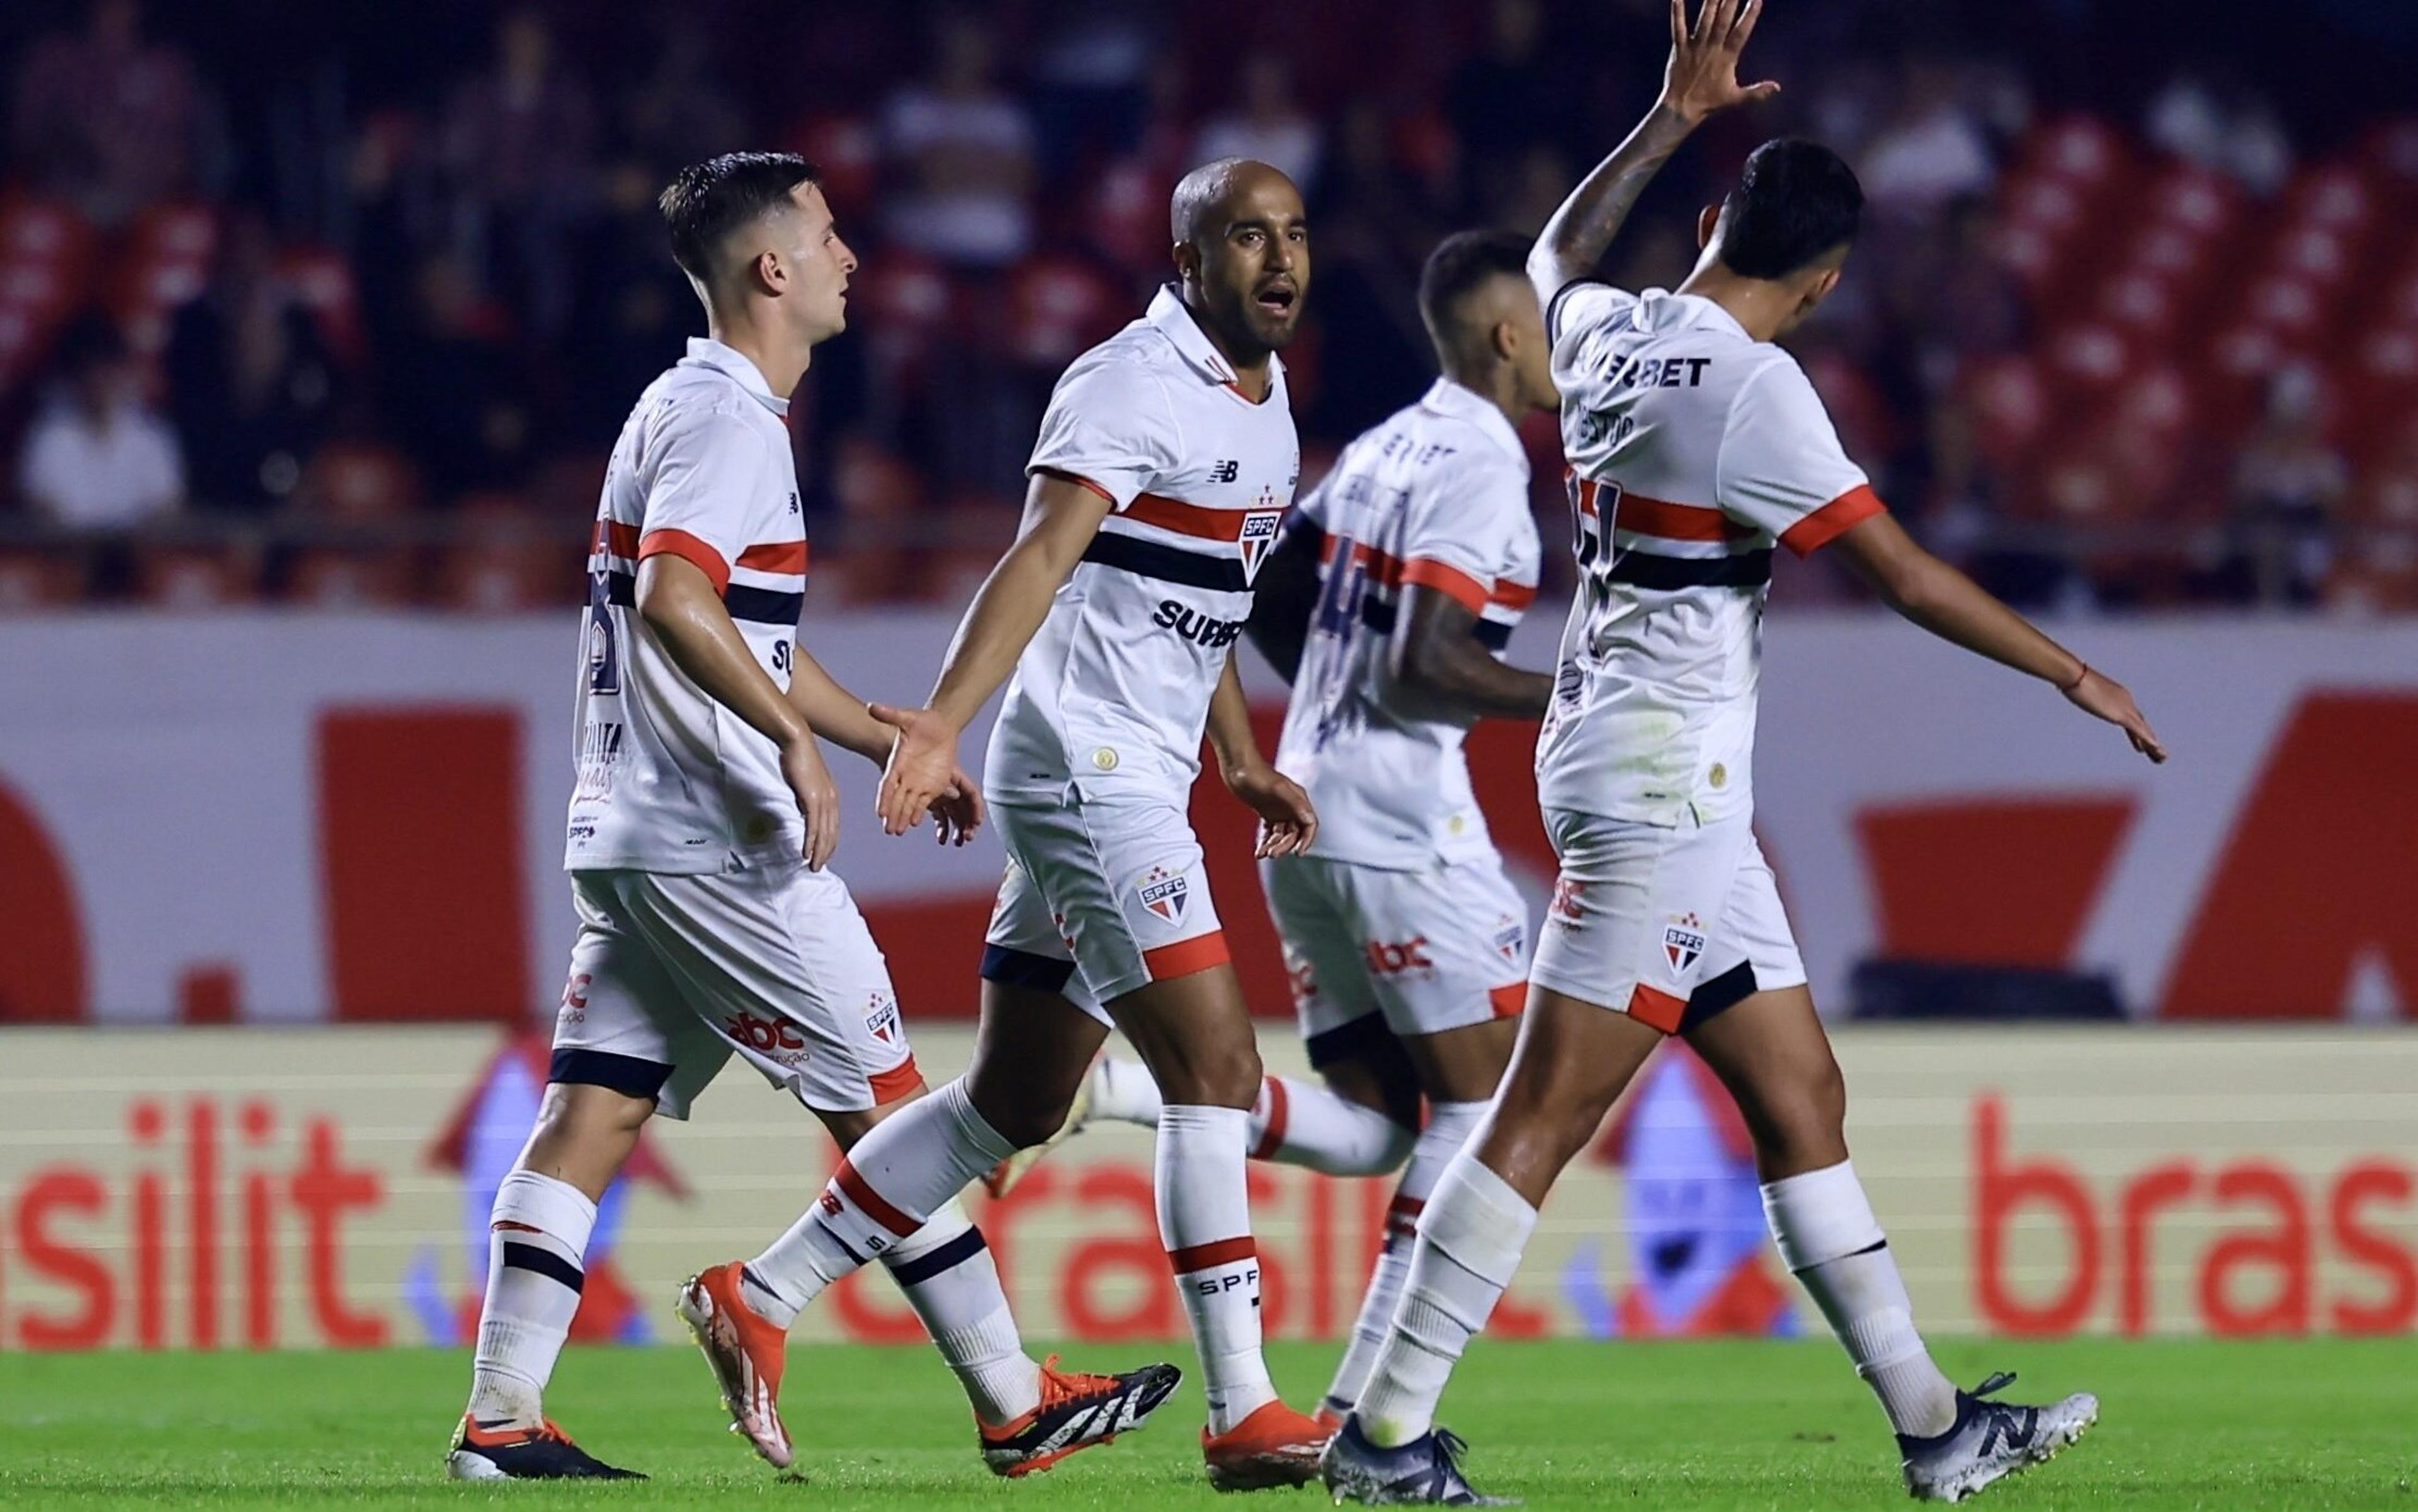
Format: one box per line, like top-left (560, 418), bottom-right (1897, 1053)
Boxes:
top-left (2346, 467), bottom-right (2418, 530)
top-left (1002, 253), bottom-right (1122, 370)
top-left (2239, 275), bottom-right (2334, 346)
top-left (286, 547), bottom-right (416, 608)
top-left (786, 114), bottom-right (880, 222)
top-left (2096, 270), bottom-right (2186, 350)
top-left (432, 540), bottom-right (578, 612)
top-left (2018, 115), bottom-right (2131, 197)
top-left (1963, 353), bottom-right (2052, 472)
top-left (298, 440), bottom-right (422, 522)
top-left (2323, 530), bottom-right (2418, 613)
top-left (133, 545), bottom-right (261, 607)
top-left (2268, 225), bottom-right (2354, 292)
top-left (2042, 322), bottom-right (2135, 404)
top-left (2142, 162), bottom-right (2244, 242)
top-left (854, 251), bottom-right (958, 383)
top-left (0, 549), bottom-right (88, 609)
top-left (2335, 327), bottom-right (2418, 458)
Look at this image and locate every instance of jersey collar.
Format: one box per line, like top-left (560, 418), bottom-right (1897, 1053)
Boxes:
top-left (1642, 288), bottom-right (1752, 343)
top-left (1145, 285), bottom-right (1284, 399)
top-left (680, 338), bottom-right (790, 417)
top-left (1419, 377), bottom-right (1528, 469)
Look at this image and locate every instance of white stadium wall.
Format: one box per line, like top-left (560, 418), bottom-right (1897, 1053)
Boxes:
top-left (0, 609), bottom-right (2412, 1026)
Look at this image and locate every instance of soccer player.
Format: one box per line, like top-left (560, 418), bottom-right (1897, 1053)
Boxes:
top-left (1012, 229), bottom-right (1562, 1428)
top-left (681, 158), bottom-right (1336, 1491)
top-left (1322, 3), bottom-right (2168, 1504)
top-left (446, 152), bottom-right (1176, 1482)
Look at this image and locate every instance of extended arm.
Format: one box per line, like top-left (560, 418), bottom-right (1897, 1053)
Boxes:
top-left (1244, 519), bottom-right (1324, 685)
top-left (1528, 0), bottom-right (1779, 301)
top-left (635, 555), bottom-right (841, 865)
top-left (1829, 512), bottom-right (2167, 763)
top-left (1390, 586), bottom-right (1554, 720)
top-left (871, 470), bottom-right (1113, 833)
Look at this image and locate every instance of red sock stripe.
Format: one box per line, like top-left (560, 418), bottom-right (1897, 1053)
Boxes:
top-left (1167, 1236), bottom-right (1257, 1275)
top-left (832, 1157), bottom-right (919, 1239)
top-left (1385, 1194), bottom-right (1424, 1239)
top-left (492, 1220), bottom-right (543, 1234)
top-left (1249, 1076), bottom-right (1288, 1160)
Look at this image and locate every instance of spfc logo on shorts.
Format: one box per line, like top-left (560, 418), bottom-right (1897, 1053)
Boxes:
top-left (1493, 916), bottom-right (1526, 963)
top-left (865, 991), bottom-right (902, 1044)
top-left (1663, 912), bottom-right (1705, 975)
top-left (1238, 509), bottom-right (1284, 583)
top-left (1138, 866), bottom-right (1190, 925)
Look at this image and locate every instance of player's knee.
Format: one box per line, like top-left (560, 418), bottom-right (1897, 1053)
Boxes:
top-left (1744, 1057), bottom-right (1849, 1173)
top-left (536, 1081), bottom-right (653, 1140)
top-left (965, 1070), bottom-right (1078, 1150)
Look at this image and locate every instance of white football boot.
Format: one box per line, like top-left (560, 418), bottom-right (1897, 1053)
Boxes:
top-left (1899, 1372), bottom-right (2098, 1502)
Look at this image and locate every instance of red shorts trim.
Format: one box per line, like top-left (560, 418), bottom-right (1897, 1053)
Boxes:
top-left (1143, 931), bottom-right (1230, 982)
top-left (866, 1055), bottom-right (922, 1106)
top-left (1489, 981), bottom-right (1527, 1018)
top-left (1627, 983), bottom-right (1688, 1035)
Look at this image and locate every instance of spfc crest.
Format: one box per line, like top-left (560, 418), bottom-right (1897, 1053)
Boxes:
top-left (1238, 509), bottom-right (1284, 583)
top-left (1662, 913), bottom-right (1705, 975)
top-left (865, 991), bottom-right (902, 1043)
top-left (1492, 916), bottom-right (1526, 963)
top-left (1138, 867), bottom-right (1190, 924)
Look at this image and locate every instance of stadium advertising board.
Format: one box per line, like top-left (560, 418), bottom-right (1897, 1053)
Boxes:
top-left (0, 613), bottom-right (2412, 1029)
top-left (0, 1027), bottom-right (2410, 1351)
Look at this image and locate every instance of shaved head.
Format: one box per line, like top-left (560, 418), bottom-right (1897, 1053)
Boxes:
top-left (1166, 157), bottom-right (1310, 365)
top-left (1169, 158), bottom-right (1296, 246)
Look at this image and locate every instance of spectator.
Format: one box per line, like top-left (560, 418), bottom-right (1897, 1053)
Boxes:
top-left (161, 212), bottom-right (341, 513)
top-left (440, 8), bottom-right (600, 334)
top-left (2230, 365), bottom-right (2347, 605)
top-left (1859, 60), bottom-right (1999, 216)
top-left (1446, 0), bottom-right (1575, 178)
top-left (8, 0), bottom-right (217, 225)
top-left (17, 314), bottom-right (185, 530)
top-left (881, 11), bottom-right (1037, 267)
top-left (380, 254), bottom-right (537, 499)
top-left (1195, 52), bottom-right (1324, 197)
top-left (2146, 67), bottom-right (2293, 198)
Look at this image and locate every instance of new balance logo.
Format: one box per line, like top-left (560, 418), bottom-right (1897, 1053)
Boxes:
top-left (1209, 459), bottom-right (1240, 484)
top-left (1975, 1407), bottom-right (2036, 1458)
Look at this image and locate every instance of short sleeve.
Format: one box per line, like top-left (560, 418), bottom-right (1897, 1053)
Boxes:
top-left (638, 408), bottom-right (778, 593)
top-left (1546, 281), bottom-right (1642, 414)
top-left (1026, 357), bottom-right (1182, 509)
top-left (1397, 460), bottom-right (1530, 615)
top-left (1715, 361), bottom-right (1886, 557)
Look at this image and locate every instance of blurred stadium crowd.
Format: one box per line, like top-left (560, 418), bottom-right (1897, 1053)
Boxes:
top-left (2, 0), bottom-right (2415, 611)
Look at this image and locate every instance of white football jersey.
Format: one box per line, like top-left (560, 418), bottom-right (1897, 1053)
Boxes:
top-left (987, 286), bottom-right (1301, 799)
top-left (565, 338), bottom-right (811, 873)
top-left (1536, 283), bottom-right (1885, 824)
top-left (1273, 378), bottom-right (1541, 870)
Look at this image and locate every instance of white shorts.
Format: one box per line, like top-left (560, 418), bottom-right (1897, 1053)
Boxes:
top-left (552, 860), bottom-right (919, 1118)
top-left (1261, 850), bottom-right (1528, 1068)
top-left (980, 788), bottom-right (1228, 1025)
top-left (1526, 806), bottom-right (1805, 1033)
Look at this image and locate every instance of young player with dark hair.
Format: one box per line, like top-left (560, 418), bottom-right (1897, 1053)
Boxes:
top-left (1325, 4), bottom-right (2163, 1503)
top-left (447, 151), bottom-right (1175, 1482)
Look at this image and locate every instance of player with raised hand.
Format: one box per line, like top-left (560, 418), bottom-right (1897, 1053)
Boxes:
top-left (1004, 229), bottom-right (1562, 1430)
top-left (447, 152), bottom-right (1177, 1484)
top-left (1324, 3), bottom-right (2162, 1504)
top-left (680, 158), bottom-right (1335, 1492)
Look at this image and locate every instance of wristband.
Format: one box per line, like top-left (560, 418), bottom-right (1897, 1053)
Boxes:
top-left (2060, 662), bottom-right (2091, 693)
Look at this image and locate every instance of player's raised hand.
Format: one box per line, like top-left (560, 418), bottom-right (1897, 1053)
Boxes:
top-left (927, 763), bottom-right (986, 846)
top-left (869, 702), bottom-right (965, 836)
top-left (1662, 0), bottom-right (1780, 125)
top-left (2063, 668), bottom-right (2169, 765)
top-left (778, 734), bottom-right (843, 869)
top-left (1226, 762), bottom-right (1319, 858)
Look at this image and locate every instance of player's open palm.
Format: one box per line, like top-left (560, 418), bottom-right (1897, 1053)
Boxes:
top-left (2063, 669), bottom-right (2168, 764)
top-left (779, 736), bottom-right (843, 870)
top-left (868, 702), bottom-right (963, 836)
top-left (1662, 0), bottom-right (1780, 125)
top-left (1229, 763), bottom-right (1319, 859)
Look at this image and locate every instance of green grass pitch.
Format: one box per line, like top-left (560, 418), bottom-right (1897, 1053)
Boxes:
top-left (3, 1339), bottom-right (2414, 1509)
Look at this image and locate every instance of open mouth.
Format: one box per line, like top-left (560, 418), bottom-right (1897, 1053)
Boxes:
top-left (1254, 284), bottom-right (1297, 315)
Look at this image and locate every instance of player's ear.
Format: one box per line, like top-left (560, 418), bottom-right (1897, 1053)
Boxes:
top-left (1169, 239), bottom-right (1200, 286)
top-left (1490, 319), bottom-right (1518, 364)
top-left (1696, 205), bottom-right (1719, 249)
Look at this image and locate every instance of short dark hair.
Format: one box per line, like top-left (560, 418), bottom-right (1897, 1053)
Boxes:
top-left (1716, 139), bottom-right (1863, 280)
top-left (659, 152), bottom-right (821, 283)
top-left (1417, 229), bottom-right (1533, 344)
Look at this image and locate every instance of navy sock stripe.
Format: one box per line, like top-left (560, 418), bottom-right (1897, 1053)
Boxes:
top-left (815, 1219), bottom-right (868, 1269)
top-left (1791, 1237), bottom-right (1890, 1275)
top-left (882, 1225), bottom-right (987, 1287)
top-left (501, 1239), bottom-right (585, 1294)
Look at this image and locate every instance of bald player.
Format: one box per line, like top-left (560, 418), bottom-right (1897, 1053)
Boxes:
top-left (673, 159), bottom-right (1331, 1491)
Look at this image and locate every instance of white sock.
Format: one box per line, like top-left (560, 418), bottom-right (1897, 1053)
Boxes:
top-left (1248, 1075), bottom-right (1417, 1176)
top-left (1088, 1055), bottom-right (1164, 1126)
top-left (1763, 1160), bottom-right (1958, 1438)
top-left (1325, 1099), bottom-right (1489, 1415)
top-left (1356, 1152), bottom-right (1536, 1448)
top-left (746, 1079), bottom-right (1016, 1324)
top-left (1157, 1103), bottom-right (1276, 1435)
top-left (467, 1170), bottom-right (596, 1427)
top-left (878, 1198), bottom-right (1042, 1427)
